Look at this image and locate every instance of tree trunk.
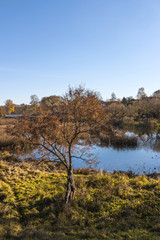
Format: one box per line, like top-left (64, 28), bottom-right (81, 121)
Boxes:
top-left (65, 169), bottom-right (75, 204)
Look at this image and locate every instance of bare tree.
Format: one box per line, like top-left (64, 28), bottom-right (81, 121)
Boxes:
top-left (111, 92), bottom-right (117, 101)
top-left (30, 95), bottom-right (40, 113)
top-left (137, 87), bottom-right (147, 99)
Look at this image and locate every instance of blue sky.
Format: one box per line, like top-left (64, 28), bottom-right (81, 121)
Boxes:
top-left (0, 0), bottom-right (160, 104)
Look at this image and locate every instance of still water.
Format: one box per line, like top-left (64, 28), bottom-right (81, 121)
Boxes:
top-left (23, 132), bottom-right (160, 174)
top-left (73, 146), bottom-right (160, 174)
top-left (72, 133), bottom-right (160, 174)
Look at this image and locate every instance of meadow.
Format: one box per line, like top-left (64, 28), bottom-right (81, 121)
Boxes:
top-left (0, 154), bottom-right (160, 240)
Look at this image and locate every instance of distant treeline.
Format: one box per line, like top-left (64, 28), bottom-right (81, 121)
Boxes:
top-left (1, 88), bottom-right (160, 129)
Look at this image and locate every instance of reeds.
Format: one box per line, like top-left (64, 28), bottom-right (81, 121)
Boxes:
top-left (0, 118), bottom-right (17, 149)
top-left (100, 134), bottom-right (138, 149)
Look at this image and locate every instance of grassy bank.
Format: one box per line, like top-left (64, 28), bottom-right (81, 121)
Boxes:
top-left (0, 155), bottom-right (160, 240)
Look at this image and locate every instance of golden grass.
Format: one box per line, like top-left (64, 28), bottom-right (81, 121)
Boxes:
top-left (0, 118), bottom-right (17, 148)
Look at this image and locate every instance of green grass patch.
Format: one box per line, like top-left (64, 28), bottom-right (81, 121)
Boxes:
top-left (0, 158), bottom-right (160, 239)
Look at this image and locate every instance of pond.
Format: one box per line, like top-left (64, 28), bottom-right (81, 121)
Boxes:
top-left (22, 132), bottom-right (160, 174)
top-left (72, 132), bottom-right (160, 174)
top-left (73, 145), bottom-right (160, 174)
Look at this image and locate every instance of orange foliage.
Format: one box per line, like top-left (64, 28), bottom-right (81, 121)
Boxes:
top-left (9, 86), bottom-right (111, 203)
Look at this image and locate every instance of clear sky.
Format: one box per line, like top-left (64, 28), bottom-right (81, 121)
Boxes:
top-left (0, 0), bottom-right (160, 104)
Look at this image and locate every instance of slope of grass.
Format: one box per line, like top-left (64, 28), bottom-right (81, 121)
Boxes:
top-left (0, 155), bottom-right (160, 240)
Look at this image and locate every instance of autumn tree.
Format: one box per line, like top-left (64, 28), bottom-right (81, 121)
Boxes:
top-left (0, 106), bottom-right (6, 117)
top-left (40, 95), bottom-right (62, 112)
top-left (5, 99), bottom-right (15, 114)
top-left (16, 104), bottom-right (30, 115)
top-left (107, 103), bottom-right (126, 126)
top-left (149, 97), bottom-right (160, 118)
top-left (9, 87), bottom-right (110, 204)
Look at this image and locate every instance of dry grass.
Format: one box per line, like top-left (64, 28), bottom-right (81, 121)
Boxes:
top-left (0, 118), bottom-right (17, 148)
top-left (0, 117), bottom-right (16, 125)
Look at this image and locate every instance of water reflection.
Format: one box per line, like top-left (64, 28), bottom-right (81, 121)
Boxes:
top-left (21, 131), bottom-right (160, 174)
top-left (99, 132), bottom-right (160, 152)
top-left (73, 132), bottom-right (160, 174)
